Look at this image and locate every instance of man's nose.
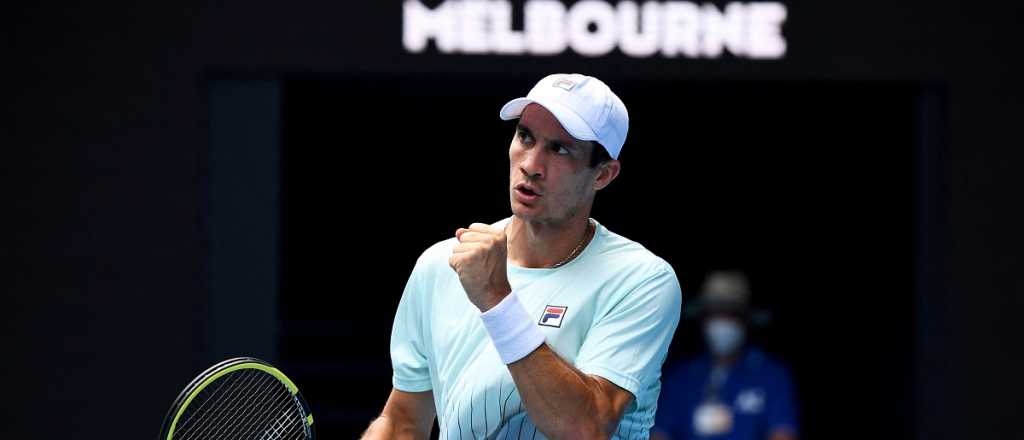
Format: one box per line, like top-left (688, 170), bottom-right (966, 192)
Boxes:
top-left (520, 146), bottom-right (545, 180)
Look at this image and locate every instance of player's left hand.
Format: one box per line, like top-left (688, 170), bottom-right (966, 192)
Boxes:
top-left (449, 223), bottom-right (512, 312)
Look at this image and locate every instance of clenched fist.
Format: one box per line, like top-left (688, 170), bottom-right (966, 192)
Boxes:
top-left (449, 223), bottom-right (513, 312)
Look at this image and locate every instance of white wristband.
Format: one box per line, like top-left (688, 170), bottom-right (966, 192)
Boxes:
top-left (480, 292), bottom-right (546, 364)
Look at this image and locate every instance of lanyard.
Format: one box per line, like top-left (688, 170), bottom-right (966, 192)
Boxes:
top-left (702, 365), bottom-right (731, 403)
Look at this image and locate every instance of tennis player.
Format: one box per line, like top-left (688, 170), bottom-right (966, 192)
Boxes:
top-left (362, 73), bottom-right (682, 440)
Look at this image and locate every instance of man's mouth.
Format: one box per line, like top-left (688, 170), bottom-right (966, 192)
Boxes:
top-left (515, 183), bottom-right (542, 197)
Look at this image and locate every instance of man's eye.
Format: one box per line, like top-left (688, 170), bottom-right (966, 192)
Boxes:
top-left (555, 145), bottom-right (570, 155)
top-left (518, 131), bottom-right (533, 143)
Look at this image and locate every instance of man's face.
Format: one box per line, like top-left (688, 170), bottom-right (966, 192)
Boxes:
top-left (702, 312), bottom-right (748, 357)
top-left (509, 104), bottom-right (611, 224)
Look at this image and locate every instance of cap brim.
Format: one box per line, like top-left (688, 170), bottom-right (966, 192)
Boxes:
top-left (499, 97), bottom-right (598, 143)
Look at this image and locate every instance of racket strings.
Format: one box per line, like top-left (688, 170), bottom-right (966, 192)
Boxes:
top-left (233, 394), bottom-right (307, 440)
top-left (227, 387), bottom-right (304, 440)
top-left (171, 368), bottom-right (307, 440)
top-left (175, 368), bottom-right (259, 438)
top-left (176, 369), bottom-right (267, 440)
top-left (257, 407), bottom-right (305, 440)
top-left (222, 385), bottom-right (293, 439)
top-left (182, 371), bottom-right (296, 440)
top-left (189, 372), bottom-right (289, 440)
top-left (203, 373), bottom-right (285, 439)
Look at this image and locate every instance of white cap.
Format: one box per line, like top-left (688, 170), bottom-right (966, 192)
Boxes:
top-left (499, 73), bottom-right (629, 160)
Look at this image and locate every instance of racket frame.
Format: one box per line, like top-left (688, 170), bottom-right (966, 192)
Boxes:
top-left (158, 357), bottom-right (315, 440)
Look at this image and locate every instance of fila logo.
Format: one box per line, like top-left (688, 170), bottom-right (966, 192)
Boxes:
top-left (539, 305), bottom-right (568, 328)
top-left (552, 78), bottom-right (576, 91)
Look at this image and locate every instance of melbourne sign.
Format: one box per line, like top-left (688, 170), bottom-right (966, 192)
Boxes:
top-left (403, 0), bottom-right (787, 59)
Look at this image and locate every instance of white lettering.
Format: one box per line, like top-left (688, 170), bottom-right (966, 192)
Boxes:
top-left (661, 2), bottom-right (700, 58)
top-left (488, 0), bottom-right (525, 54)
top-left (401, 0), bottom-right (788, 59)
top-left (567, 1), bottom-right (618, 57)
top-left (525, 0), bottom-right (567, 55)
top-left (402, 0), bottom-right (457, 53)
top-left (700, 2), bottom-right (746, 57)
top-left (458, 0), bottom-right (490, 54)
top-left (619, 1), bottom-right (661, 58)
top-left (747, 2), bottom-right (787, 58)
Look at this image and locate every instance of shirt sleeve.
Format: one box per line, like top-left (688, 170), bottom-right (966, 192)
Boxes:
top-left (765, 363), bottom-right (799, 436)
top-left (574, 266), bottom-right (682, 405)
top-left (389, 254), bottom-right (434, 392)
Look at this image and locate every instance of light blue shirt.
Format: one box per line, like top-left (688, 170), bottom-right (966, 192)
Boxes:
top-left (391, 217), bottom-right (682, 439)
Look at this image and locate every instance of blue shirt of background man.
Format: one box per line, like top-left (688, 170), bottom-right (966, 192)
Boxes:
top-left (654, 347), bottom-right (798, 440)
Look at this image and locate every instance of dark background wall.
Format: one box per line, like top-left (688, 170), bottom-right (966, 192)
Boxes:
top-left (3, 1), bottom-right (1022, 439)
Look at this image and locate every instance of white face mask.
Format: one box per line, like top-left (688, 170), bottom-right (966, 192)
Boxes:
top-left (703, 318), bottom-right (746, 357)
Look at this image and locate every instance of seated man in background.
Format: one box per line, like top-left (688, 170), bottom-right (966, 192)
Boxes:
top-left (653, 271), bottom-right (798, 440)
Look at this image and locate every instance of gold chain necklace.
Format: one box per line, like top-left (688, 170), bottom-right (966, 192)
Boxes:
top-left (549, 219), bottom-right (595, 268)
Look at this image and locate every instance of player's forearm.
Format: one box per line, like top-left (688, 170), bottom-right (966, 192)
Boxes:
top-left (361, 389), bottom-right (435, 440)
top-left (360, 415), bottom-right (395, 440)
top-left (507, 344), bottom-right (621, 440)
top-left (360, 414), bottom-right (428, 440)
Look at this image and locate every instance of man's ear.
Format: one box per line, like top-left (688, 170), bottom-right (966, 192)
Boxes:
top-left (594, 160), bottom-right (621, 191)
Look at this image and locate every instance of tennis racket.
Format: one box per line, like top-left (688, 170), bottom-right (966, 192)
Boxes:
top-left (158, 357), bottom-right (316, 440)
